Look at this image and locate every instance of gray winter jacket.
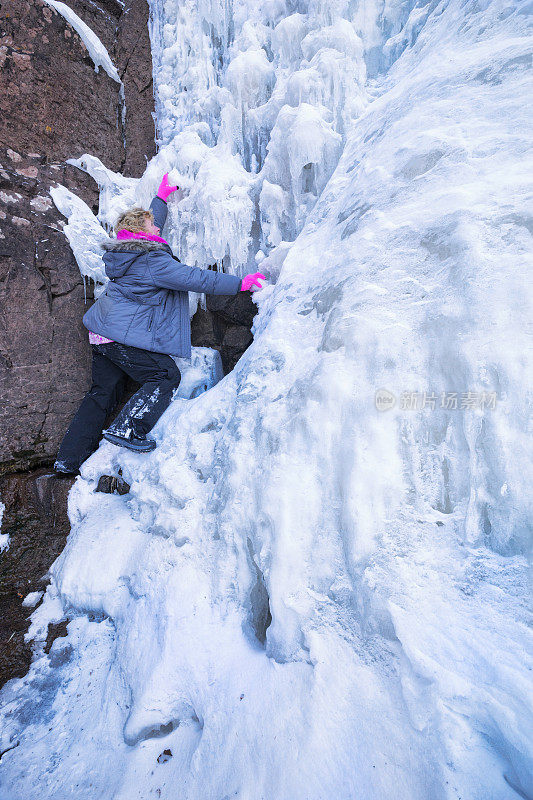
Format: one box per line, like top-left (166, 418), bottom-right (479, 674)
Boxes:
top-left (82, 197), bottom-right (242, 358)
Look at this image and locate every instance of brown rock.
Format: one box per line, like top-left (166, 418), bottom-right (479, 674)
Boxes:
top-left (0, 468), bottom-right (73, 686)
top-left (1, 1), bottom-right (123, 167)
top-left (206, 291), bottom-right (257, 328)
top-left (191, 296), bottom-right (257, 374)
top-left (114, 0), bottom-right (157, 175)
top-left (222, 325), bottom-right (254, 371)
top-left (0, 158), bottom-right (93, 472)
top-left (191, 304), bottom-right (226, 350)
top-left (0, 0), bottom-right (155, 473)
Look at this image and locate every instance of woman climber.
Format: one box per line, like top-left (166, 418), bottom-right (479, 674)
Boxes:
top-left (53, 174), bottom-right (265, 476)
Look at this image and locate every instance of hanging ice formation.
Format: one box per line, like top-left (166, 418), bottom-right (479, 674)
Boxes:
top-left (1, 1), bottom-right (532, 799)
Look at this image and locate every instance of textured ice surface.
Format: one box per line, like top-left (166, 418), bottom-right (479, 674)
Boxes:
top-left (2, 0), bottom-right (532, 798)
top-left (66, 156), bottom-right (138, 231)
top-left (173, 346), bottom-right (225, 400)
top-left (50, 185), bottom-right (111, 293)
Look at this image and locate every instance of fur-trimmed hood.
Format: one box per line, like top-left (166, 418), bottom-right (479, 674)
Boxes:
top-left (102, 237), bottom-right (171, 280)
top-left (102, 238), bottom-right (167, 253)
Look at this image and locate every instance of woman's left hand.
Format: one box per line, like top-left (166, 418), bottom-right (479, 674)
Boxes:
top-left (240, 272), bottom-right (267, 291)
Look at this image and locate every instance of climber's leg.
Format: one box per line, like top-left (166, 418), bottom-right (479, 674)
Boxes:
top-left (97, 342), bottom-right (181, 449)
top-left (55, 345), bottom-right (127, 473)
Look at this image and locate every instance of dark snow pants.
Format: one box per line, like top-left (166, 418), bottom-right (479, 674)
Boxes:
top-left (55, 342), bottom-right (181, 471)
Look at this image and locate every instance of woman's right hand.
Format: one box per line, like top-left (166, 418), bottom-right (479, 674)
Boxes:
top-left (157, 173), bottom-right (179, 202)
top-left (240, 272), bottom-right (266, 291)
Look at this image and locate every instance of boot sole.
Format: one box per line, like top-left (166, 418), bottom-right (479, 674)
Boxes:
top-left (103, 432), bottom-right (157, 453)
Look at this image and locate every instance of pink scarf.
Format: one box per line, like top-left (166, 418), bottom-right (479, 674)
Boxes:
top-left (116, 229), bottom-right (169, 246)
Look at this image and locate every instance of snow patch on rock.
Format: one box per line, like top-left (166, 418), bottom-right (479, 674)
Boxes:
top-left (43, 0), bottom-right (122, 84)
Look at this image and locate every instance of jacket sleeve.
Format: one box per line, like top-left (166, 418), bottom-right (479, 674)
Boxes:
top-left (148, 250), bottom-right (242, 295)
top-left (149, 196), bottom-right (168, 233)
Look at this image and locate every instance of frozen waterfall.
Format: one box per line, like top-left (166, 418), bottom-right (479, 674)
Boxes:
top-left (0, 0), bottom-right (532, 798)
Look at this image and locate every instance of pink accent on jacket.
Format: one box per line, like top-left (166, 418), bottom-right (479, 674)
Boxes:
top-left (89, 331), bottom-right (114, 345)
top-left (116, 229), bottom-right (170, 245)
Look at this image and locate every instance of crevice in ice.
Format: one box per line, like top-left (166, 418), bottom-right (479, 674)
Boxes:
top-left (124, 719), bottom-right (180, 746)
top-left (124, 707), bottom-right (203, 747)
top-left (0, 741), bottom-right (20, 762)
top-left (503, 772), bottom-right (532, 800)
top-left (244, 538), bottom-right (272, 647)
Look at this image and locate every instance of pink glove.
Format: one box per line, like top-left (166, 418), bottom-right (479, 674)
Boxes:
top-left (157, 173), bottom-right (178, 202)
top-left (240, 272), bottom-right (266, 291)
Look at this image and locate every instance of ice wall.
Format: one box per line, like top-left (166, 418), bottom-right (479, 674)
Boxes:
top-left (1, 1), bottom-right (532, 799)
top-left (137, 0), bottom-right (370, 272)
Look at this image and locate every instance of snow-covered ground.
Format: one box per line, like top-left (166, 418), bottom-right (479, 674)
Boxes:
top-left (1, 0), bottom-right (532, 798)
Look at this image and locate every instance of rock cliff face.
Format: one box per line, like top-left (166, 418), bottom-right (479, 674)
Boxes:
top-left (0, 0), bottom-right (156, 474)
top-left (0, 0), bottom-right (155, 687)
top-left (0, 469), bottom-right (73, 687)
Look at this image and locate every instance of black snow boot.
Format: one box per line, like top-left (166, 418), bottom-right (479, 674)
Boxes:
top-left (53, 461), bottom-right (80, 478)
top-left (102, 430), bottom-right (157, 453)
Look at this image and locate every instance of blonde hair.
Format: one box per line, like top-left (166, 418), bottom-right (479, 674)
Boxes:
top-left (114, 207), bottom-right (154, 234)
